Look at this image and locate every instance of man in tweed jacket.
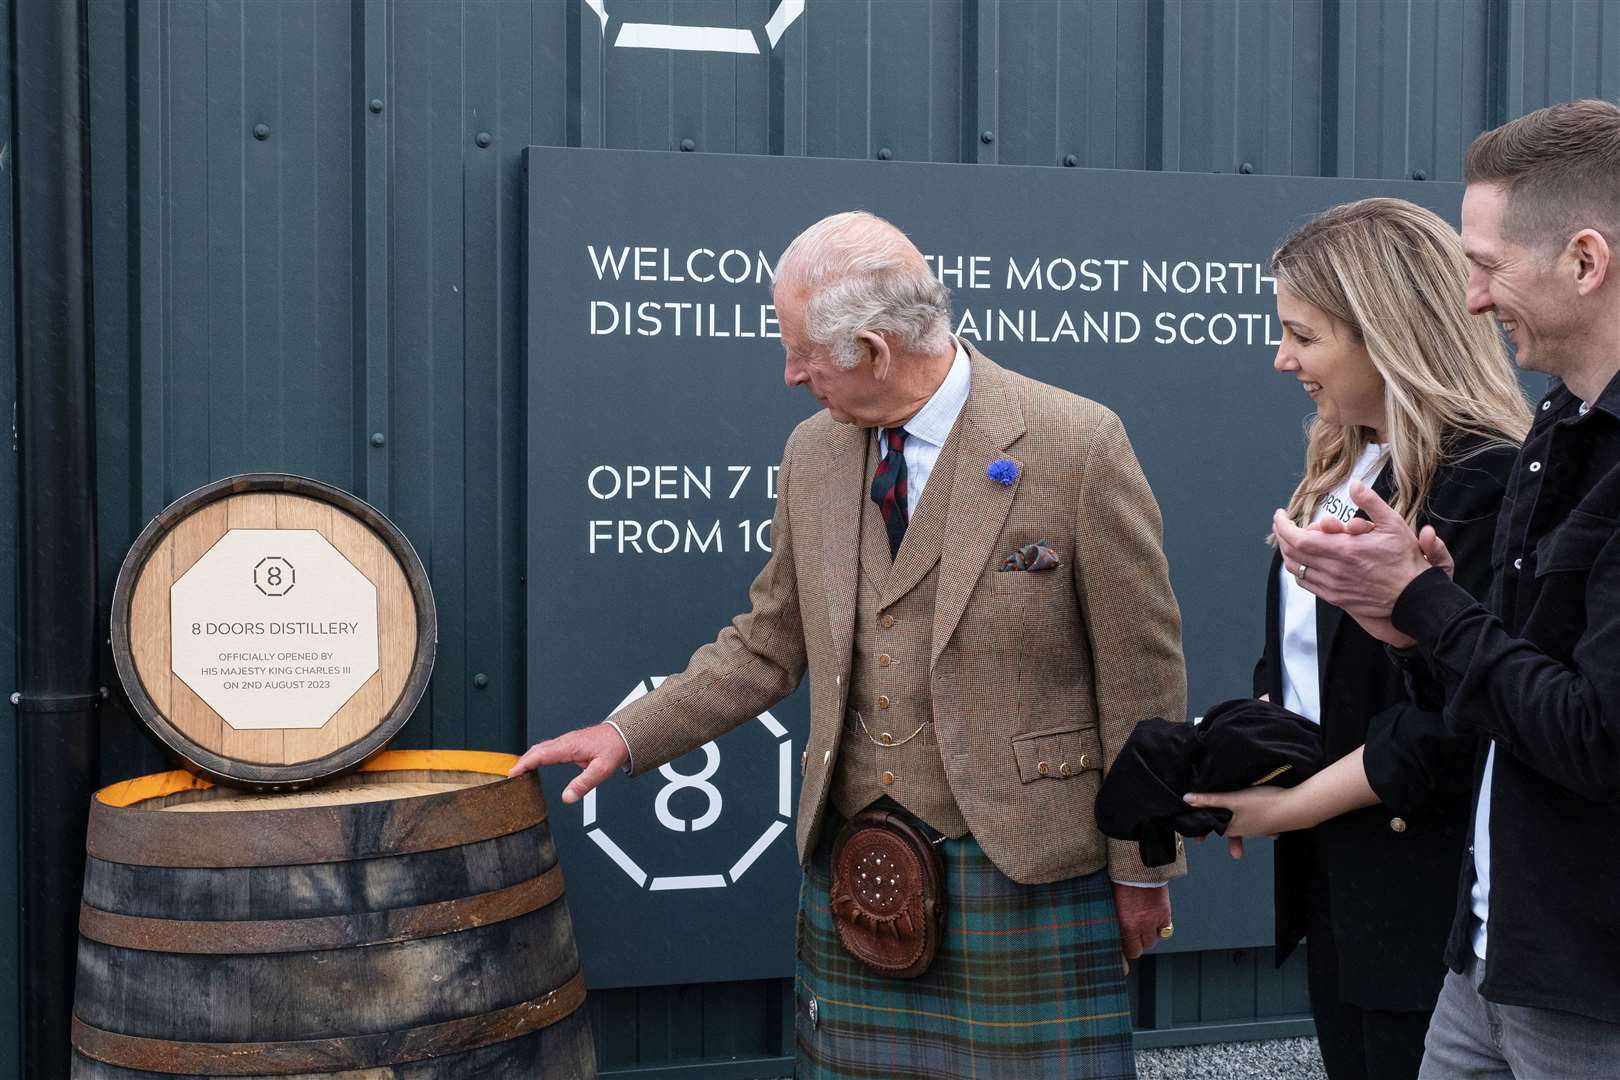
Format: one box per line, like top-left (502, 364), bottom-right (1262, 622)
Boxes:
top-left (515, 211), bottom-right (1187, 1077)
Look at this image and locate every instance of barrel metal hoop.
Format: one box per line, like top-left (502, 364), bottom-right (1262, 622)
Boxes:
top-left (79, 863), bottom-right (566, 954)
top-left (84, 773), bottom-right (547, 867)
top-left (71, 970), bottom-right (587, 1075)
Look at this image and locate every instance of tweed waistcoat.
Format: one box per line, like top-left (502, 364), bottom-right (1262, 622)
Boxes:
top-left (829, 428), bottom-right (969, 836)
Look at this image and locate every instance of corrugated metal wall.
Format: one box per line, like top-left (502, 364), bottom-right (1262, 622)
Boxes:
top-left (3, 0), bottom-right (1616, 1074)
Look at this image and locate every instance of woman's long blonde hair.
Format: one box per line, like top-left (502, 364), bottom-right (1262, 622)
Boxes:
top-left (1272, 198), bottom-right (1530, 536)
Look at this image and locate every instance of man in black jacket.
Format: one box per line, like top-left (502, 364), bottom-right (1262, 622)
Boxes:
top-left (1274, 99), bottom-right (1620, 1078)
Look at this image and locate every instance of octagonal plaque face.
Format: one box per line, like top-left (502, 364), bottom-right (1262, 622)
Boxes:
top-left (170, 529), bottom-right (381, 730)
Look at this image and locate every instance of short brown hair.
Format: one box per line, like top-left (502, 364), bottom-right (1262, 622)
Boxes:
top-left (1463, 98), bottom-right (1620, 249)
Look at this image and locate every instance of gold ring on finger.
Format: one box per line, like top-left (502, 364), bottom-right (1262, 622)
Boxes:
top-left (1158, 923), bottom-right (1174, 940)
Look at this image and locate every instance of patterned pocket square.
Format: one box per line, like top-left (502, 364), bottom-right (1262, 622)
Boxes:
top-left (1000, 540), bottom-right (1061, 572)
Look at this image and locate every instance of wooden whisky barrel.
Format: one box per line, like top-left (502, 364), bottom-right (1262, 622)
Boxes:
top-left (110, 473), bottom-right (437, 790)
top-left (70, 751), bottom-right (595, 1079)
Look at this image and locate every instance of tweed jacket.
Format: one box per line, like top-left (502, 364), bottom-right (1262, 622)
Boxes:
top-left (612, 346), bottom-right (1188, 885)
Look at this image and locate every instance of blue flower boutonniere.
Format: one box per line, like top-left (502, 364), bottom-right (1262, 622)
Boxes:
top-left (987, 458), bottom-right (1019, 487)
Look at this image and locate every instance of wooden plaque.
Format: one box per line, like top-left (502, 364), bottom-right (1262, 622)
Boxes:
top-left (111, 474), bottom-right (437, 789)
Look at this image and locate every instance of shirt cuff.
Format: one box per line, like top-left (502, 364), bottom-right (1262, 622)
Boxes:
top-left (603, 719), bottom-right (634, 774)
top-left (1111, 880), bottom-right (1169, 889)
top-left (1391, 566), bottom-right (1478, 648)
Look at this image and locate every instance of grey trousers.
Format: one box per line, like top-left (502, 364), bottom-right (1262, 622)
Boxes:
top-left (1418, 955), bottom-right (1620, 1080)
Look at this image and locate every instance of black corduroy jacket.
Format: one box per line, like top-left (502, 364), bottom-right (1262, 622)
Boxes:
top-left (1395, 377), bottom-right (1620, 1025)
top-left (1257, 436), bottom-right (1515, 1012)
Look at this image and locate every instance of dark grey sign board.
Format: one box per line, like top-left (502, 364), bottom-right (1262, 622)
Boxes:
top-left (525, 146), bottom-right (1466, 988)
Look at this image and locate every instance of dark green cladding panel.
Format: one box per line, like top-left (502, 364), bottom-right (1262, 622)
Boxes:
top-left (3, 0), bottom-right (1617, 1074)
top-left (0, 0), bottom-right (18, 1072)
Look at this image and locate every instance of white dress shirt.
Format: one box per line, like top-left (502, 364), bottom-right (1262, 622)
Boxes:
top-left (876, 339), bottom-right (972, 516)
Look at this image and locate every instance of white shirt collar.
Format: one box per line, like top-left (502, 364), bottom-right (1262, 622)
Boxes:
top-left (887, 339), bottom-right (971, 448)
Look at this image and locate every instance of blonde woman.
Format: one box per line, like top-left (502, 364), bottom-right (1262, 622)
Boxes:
top-left (1187, 198), bottom-right (1530, 1080)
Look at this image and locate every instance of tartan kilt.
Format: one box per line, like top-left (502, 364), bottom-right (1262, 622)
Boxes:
top-left (795, 824), bottom-right (1137, 1080)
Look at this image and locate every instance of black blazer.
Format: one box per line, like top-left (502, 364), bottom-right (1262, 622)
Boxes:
top-left (1253, 437), bottom-right (1517, 1012)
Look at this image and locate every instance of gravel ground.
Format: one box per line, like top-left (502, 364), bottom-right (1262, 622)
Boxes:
top-left (771, 1036), bottom-right (1330, 1078)
top-left (1135, 1036), bottom-right (1328, 1079)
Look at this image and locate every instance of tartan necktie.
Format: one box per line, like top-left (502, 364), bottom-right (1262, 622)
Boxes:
top-left (870, 427), bottom-right (910, 559)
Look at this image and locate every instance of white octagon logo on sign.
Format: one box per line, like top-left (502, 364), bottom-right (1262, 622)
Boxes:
top-left (585, 0), bottom-right (804, 55)
top-left (170, 529), bottom-right (380, 730)
top-left (583, 676), bottom-right (794, 891)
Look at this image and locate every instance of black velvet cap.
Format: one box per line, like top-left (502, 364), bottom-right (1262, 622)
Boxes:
top-left (1096, 698), bottom-right (1325, 867)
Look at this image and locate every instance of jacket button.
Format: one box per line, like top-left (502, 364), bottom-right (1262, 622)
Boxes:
top-left (1059, 762), bottom-right (1072, 776)
top-left (881, 771), bottom-right (895, 786)
top-left (1389, 817), bottom-right (1408, 833)
top-left (878, 654), bottom-right (892, 667)
top-left (879, 732), bottom-right (893, 745)
top-left (1079, 753), bottom-right (1091, 769)
top-left (881, 614), bottom-right (895, 628)
top-left (877, 695), bottom-right (891, 709)
top-left (1037, 760), bottom-right (1050, 776)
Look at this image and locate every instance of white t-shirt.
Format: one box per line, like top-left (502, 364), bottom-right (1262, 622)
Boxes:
top-left (1279, 443), bottom-right (1387, 725)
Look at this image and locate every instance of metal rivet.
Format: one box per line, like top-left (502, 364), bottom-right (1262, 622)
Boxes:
top-left (1529, 461), bottom-right (1542, 473)
top-left (473, 673), bottom-right (489, 689)
top-left (1239, 161), bottom-right (1254, 174)
top-left (370, 432), bottom-right (386, 447)
top-left (475, 131), bottom-right (492, 148)
top-left (1542, 400), bottom-right (1552, 410)
top-left (980, 130), bottom-right (995, 144)
top-left (680, 138), bottom-right (696, 152)
top-left (1063, 154), bottom-right (1078, 167)
top-left (253, 123), bottom-right (271, 140)
top-left (368, 99), bottom-right (384, 114)
top-left (1412, 169), bottom-right (1428, 181)
top-left (877, 146), bottom-right (892, 160)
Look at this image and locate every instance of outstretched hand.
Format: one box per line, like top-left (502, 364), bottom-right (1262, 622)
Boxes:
top-left (1182, 786), bottom-right (1315, 860)
top-left (508, 722), bottom-right (630, 804)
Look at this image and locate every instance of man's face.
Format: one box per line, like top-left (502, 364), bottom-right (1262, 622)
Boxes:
top-left (1461, 182), bottom-right (1579, 376)
top-left (776, 286), bottom-right (887, 426)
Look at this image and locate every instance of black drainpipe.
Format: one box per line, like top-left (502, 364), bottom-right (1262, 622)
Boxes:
top-left (12, 0), bottom-right (100, 1075)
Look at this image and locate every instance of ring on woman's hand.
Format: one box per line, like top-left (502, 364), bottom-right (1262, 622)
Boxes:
top-left (1295, 563), bottom-right (1309, 581)
top-left (1158, 924), bottom-right (1175, 940)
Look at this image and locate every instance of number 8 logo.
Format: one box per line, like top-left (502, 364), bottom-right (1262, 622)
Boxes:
top-left (655, 743), bottom-right (723, 832)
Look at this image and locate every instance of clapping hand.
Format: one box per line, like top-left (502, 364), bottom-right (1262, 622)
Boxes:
top-left (1276, 483), bottom-right (1453, 647)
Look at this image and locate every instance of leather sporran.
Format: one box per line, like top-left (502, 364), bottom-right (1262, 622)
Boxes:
top-left (828, 808), bottom-right (947, 979)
